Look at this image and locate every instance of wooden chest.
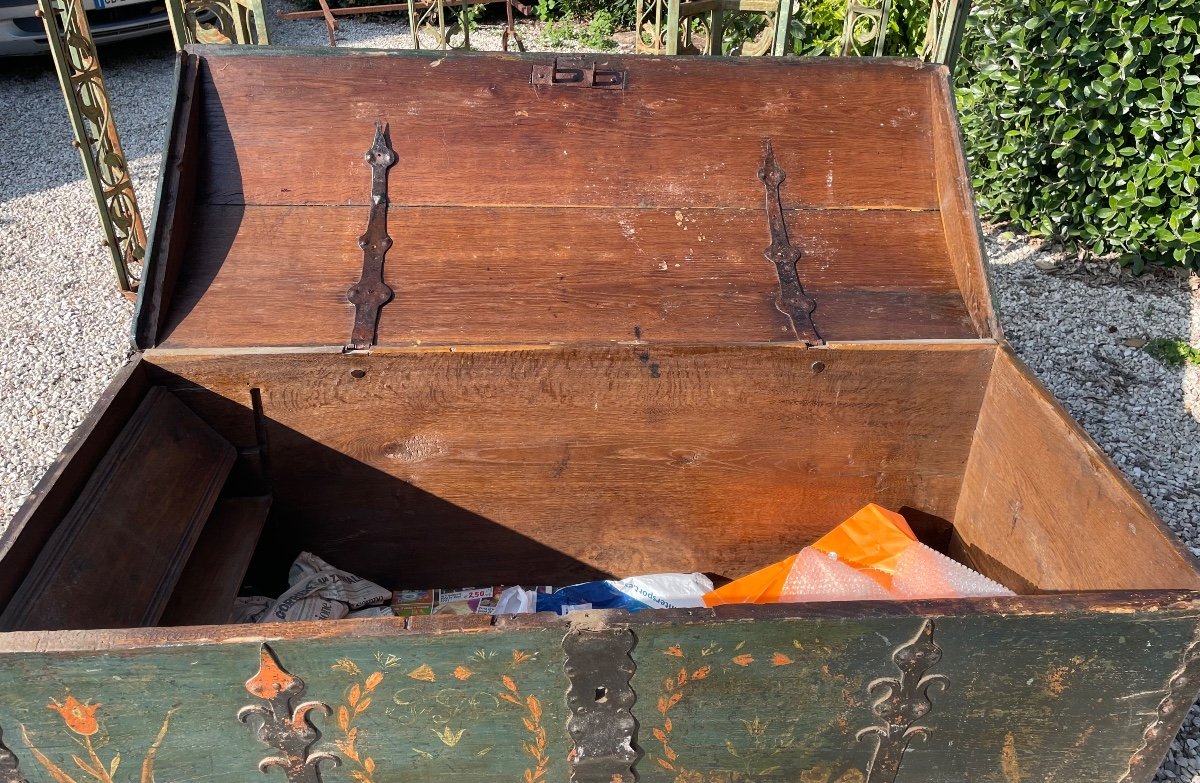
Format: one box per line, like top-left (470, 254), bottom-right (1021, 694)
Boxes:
top-left (2, 47), bottom-right (1199, 783)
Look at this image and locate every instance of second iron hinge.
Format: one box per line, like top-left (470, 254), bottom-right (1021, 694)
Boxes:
top-left (345, 121), bottom-right (397, 352)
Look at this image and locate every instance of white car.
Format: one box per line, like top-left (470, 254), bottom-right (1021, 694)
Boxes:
top-left (0, 0), bottom-right (171, 56)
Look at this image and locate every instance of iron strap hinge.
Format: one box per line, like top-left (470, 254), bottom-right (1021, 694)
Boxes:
top-left (345, 121), bottom-right (397, 353)
top-left (531, 58), bottom-right (626, 89)
top-left (759, 137), bottom-right (822, 346)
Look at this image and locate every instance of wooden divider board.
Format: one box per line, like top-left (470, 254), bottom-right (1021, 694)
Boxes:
top-left (0, 388), bottom-right (236, 631)
top-left (160, 495), bottom-right (273, 626)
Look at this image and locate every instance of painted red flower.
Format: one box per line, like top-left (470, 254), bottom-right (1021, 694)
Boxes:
top-left (47, 695), bottom-right (100, 736)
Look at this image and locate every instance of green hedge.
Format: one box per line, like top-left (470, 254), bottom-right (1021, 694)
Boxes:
top-left (956, 0), bottom-right (1200, 269)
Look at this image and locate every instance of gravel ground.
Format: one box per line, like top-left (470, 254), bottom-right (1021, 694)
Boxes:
top-left (1, 12), bottom-right (1199, 778)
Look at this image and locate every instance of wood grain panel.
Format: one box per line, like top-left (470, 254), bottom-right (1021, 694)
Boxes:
top-left (0, 388), bottom-right (236, 631)
top-left (929, 69), bottom-right (999, 339)
top-left (156, 205), bottom-right (976, 348)
top-left (952, 347), bottom-right (1200, 591)
top-left (0, 359), bottom-right (149, 608)
top-left (195, 50), bottom-right (941, 210)
top-left (160, 495), bottom-right (273, 626)
top-left (135, 51), bottom-right (202, 351)
top-left (149, 345), bottom-right (992, 588)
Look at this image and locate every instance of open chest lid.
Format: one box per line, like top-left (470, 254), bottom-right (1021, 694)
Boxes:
top-left (135, 47), bottom-right (999, 351)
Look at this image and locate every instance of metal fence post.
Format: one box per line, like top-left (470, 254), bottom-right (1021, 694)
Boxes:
top-left (165, 0), bottom-right (270, 47)
top-left (37, 0), bottom-right (145, 293)
top-left (922, 0), bottom-right (970, 72)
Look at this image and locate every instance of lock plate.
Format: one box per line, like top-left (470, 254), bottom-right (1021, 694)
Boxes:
top-left (531, 58), bottom-right (626, 89)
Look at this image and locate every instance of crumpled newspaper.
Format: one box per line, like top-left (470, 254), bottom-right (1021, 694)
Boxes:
top-left (233, 552), bottom-right (392, 623)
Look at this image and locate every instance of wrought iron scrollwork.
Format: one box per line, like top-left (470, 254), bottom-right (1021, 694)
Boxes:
top-left (840, 0), bottom-right (892, 56)
top-left (635, 0), bottom-right (790, 55)
top-left (856, 619), bottom-right (949, 783)
top-left (407, 0), bottom-right (472, 50)
top-left (36, 0), bottom-right (146, 292)
top-left (634, 0), bottom-right (667, 52)
top-left (0, 727), bottom-right (29, 783)
top-left (920, 0), bottom-right (969, 69)
top-left (239, 644), bottom-right (339, 783)
top-left (165, 0), bottom-right (269, 47)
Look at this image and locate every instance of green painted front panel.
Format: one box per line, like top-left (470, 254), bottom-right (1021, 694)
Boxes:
top-left (0, 628), bottom-right (568, 783)
top-left (633, 612), bottom-right (1197, 783)
top-left (1, 609), bottom-right (1196, 783)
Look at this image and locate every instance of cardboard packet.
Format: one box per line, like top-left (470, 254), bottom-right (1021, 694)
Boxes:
top-left (391, 586), bottom-right (554, 616)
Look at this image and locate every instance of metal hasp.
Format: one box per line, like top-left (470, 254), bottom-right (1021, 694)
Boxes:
top-left (856, 619), bottom-right (949, 783)
top-left (346, 122), bottom-right (398, 352)
top-left (37, 0), bottom-right (145, 293)
top-left (532, 58), bottom-right (626, 89)
top-left (758, 138), bottom-right (821, 346)
top-left (563, 628), bottom-right (638, 783)
top-left (239, 644), bottom-right (339, 783)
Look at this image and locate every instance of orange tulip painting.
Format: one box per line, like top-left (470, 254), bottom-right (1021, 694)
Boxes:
top-left (47, 696), bottom-right (100, 737)
top-left (20, 696), bottom-right (177, 783)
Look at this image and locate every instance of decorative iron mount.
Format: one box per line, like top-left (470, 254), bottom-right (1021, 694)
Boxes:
top-left (563, 629), bottom-right (638, 783)
top-left (0, 725), bottom-right (29, 783)
top-left (346, 122), bottom-right (398, 352)
top-left (856, 619), bottom-right (948, 783)
top-left (758, 138), bottom-right (822, 346)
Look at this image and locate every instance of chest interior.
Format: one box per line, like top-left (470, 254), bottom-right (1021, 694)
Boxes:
top-left (1, 49), bottom-right (1196, 632)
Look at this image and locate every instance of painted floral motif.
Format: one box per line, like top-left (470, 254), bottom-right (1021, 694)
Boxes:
top-left (497, 675), bottom-right (548, 783)
top-left (324, 647), bottom-right (550, 782)
top-left (19, 695), bottom-right (176, 783)
top-left (407, 665), bottom-right (436, 682)
top-left (649, 649), bottom-right (712, 780)
top-left (46, 697), bottom-right (100, 737)
top-left (648, 638), bottom-right (867, 783)
top-left (332, 663), bottom-right (386, 783)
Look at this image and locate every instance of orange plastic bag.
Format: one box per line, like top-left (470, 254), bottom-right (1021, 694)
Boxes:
top-left (703, 503), bottom-right (1011, 606)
